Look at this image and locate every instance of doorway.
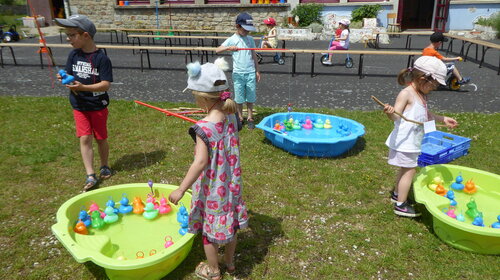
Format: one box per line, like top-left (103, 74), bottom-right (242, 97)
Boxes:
top-left (400, 0), bottom-right (435, 29)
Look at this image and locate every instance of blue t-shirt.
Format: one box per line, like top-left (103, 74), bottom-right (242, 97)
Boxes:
top-left (221, 33), bottom-right (256, 74)
top-left (65, 49), bottom-right (113, 111)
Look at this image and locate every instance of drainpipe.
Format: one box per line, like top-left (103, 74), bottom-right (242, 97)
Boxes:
top-left (63, 0), bottom-right (71, 18)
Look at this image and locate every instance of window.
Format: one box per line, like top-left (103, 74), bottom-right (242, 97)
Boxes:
top-left (300, 0), bottom-right (339, 3)
top-left (205, 0), bottom-right (240, 3)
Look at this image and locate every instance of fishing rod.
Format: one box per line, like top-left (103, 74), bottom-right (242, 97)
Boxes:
top-left (134, 100), bottom-right (198, 123)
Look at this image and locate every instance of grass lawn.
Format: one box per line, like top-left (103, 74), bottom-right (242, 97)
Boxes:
top-left (0, 96), bottom-right (498, 279)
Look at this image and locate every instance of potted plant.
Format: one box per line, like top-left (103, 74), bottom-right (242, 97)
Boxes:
top-left (351, 4), bottom-right (382, 28)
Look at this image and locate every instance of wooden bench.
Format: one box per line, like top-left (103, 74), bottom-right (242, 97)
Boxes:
top-left (445, 34), bottom-right (500, 74)
top-left (59, 27), bottom-right (234, 44)
top-left (127, 34), bottom-right (291, 54)
top-left (0, 43), bottom-right (424, 78)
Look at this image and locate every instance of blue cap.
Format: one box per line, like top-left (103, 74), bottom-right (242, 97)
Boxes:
top-left (55, 14), bottom-right (96, 38)
top-left (236, 13), bottom-right (256, 32)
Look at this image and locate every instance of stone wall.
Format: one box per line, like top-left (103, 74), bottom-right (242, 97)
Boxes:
top-left (70, 1), bottom-right (289, 33)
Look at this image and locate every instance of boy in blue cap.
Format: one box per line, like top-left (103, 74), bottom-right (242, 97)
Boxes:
top-left (55, 15), bottom-right (114, 191)
top-left (216, 12), bottom-right (261, 129)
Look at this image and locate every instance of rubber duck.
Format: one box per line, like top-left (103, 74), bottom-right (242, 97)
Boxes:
top-left (293, 120), bottom-right (301, 130)
top-left (143, 202), bottom-right (159, 220)
top-left (106, 198), bottom-right (119, 214)
top-left (465, 199), bottom-right (482, 219)
top-left (445, 190), bottom-right (457, 206)
top-left (428, 183), bottom-right (438, 192)
top-left (323, 119), bottom-right (332, 129)
top-left (78, 210), bottom-right (91, 227)
top-left (472, 216), bottom-right (485, 227)
top-left (118, 194), bottom-right (133, 214)
top-left (164, 236), bottom-right (174, 248)
top-left (177, 203), bottom-right (189, 235)
top-left (89, 202), bottom-right (106, 219)
top-left (450, 173), bottom-right (465, 191)
top-left (456, 212), bottom-right (465, 222)
top-left (313, 118), bottom-right (324, 129)
top-left (445, 207), bottom-right (457, 219)
top-left (284, 120), bottom-right (294, 131)
top-left (435, 184), bottom-right (446, 196)
top-left (146, 195), bottom-right (160, 209)
top-left (491, 216), bottom-right (500, 229)
top-left (279, 122), bottom-right (286, 132)
top-left (463, 179), bottom-right (477, 194)
top-left (132, 196), bottom-right (145, 214)
top-left (274, 121), bottom-right (281, 131)
top-left (302, 118), bottom-right (313, 129)
top-left (91, 210), bottom-right (105, 229)
top-left (103, 206), bottom-right (119, 224)
top-left (432, 176), bottom-right (444, 185)
top-left (74, 220), bottom-right (88, 235)
top-left (158, 195), bottom-right (172, 214)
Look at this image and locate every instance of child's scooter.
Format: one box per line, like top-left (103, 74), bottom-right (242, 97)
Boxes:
top-left (442, 61), bottom-right (471, 91)
top-left (256, 36), bottom-right (285, 65)
top-left (0, 25), bottom-right (21, 42)
top-left (320, 36), bottom-right (353, 68)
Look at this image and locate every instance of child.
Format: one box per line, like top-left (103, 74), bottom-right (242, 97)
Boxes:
top-left (422, 32), bottom-right (470, 85)
top-left (216, 12), bottom-right (261, 130)
top-left (55, 15), bottom-right (113, 191)
top-left (323, 19), bottom-right (350, 65)
top-left (383, 56), bottom-right (458, 217)
top-left (169, 59), bottom-right (248, 280)
top-left (261, 17), bottom-right (278, 49)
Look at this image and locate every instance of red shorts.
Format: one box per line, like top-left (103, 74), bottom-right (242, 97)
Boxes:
top-left (73, 108), bottom-right (108, 140)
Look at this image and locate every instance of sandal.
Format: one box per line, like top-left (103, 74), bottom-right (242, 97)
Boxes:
top-left (83, 174), bottom-right (97, 192)
top-left (99, 165), bottom-right (113, 180)
top-left (247, 119), bottom-right (255, 130)
top-left (195, 262), bottom-right (221, 280)
top-left (218, 255), bottom-right (236, 274)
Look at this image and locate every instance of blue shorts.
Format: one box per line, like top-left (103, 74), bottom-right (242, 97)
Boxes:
top-left (233, 72), bottom-right (256, 104)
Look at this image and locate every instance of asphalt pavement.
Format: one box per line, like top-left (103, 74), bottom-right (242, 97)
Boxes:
top-left (1, 33), bottom-right (499, 113)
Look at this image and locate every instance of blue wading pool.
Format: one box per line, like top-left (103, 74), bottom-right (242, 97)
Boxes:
top-left (256, 112), bottom-right (365, 157)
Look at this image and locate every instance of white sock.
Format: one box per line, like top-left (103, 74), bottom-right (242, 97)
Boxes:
top-left (396, 202), bottom-right (404, 206)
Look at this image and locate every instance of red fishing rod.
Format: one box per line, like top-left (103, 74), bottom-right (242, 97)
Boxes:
top-left (135, 100), bottom-right (198, 123)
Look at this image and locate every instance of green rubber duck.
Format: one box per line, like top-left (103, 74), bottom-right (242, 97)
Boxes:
top-left (103, 206), bottom-right (119, 224)
top-left (91, 210), bottom-right (105, 229)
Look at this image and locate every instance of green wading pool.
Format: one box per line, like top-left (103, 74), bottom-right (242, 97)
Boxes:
top-left (51, 183), bottom-right (195, 280)
top-left (413, 165), bottom-right (500, 255)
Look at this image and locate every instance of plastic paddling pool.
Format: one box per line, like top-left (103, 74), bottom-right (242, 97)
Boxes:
top-left (256, 112), bottom-right (365, 157)
top-left (51, 183), bottom-right (195, 280)
top-left (413, 165), bottom-right (500, 254)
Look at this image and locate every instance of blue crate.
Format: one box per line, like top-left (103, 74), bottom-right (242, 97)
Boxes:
top-left (418, 131), bottom-right (471, 167)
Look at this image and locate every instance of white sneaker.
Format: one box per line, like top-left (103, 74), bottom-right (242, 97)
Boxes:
top-left (323, 60), bottom-right (332, 65)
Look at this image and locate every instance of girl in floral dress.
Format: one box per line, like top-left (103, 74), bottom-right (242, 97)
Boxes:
top-left (169, 58), bottom-right (248, 280)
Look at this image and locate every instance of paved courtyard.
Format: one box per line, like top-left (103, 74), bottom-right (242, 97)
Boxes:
top-left (1, 32), bottom-right (499, 113)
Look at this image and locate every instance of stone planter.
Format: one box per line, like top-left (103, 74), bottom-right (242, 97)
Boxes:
top-left (473, 24), bottom-right (494, 32)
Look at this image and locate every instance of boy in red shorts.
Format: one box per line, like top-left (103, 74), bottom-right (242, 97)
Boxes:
top-left (56, 15), bottom-right (113, 191)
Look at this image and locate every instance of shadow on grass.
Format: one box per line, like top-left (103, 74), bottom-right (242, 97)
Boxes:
top-left (166, 210), bottom-right (284, 279)
top-left (84, 261), bottom-right (109, 279)
top-left (112, 150), bottom-right (166, 172)
top-left (259, 136), bottom-right (366, 159)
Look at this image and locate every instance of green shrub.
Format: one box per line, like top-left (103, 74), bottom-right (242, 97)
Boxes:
top-left (308, 22), bottom-right (323, 33)
top-left (291, 3), bottom-right (324, 27)
top-left (0, 0), bottom-right (15, 5)
top-left (351, 4), bottom-right (382, 22)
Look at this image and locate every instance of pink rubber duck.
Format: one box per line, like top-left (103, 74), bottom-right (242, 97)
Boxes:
top-left (302, 118), bottom-right (313, 129)
top-left (158, 195), bottom-right (172, 214)
top-left (147, 194), bottom-right (160, 209)
top-left (89, 202), bottom-right (106, 219)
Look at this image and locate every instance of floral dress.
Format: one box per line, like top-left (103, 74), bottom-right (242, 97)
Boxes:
top-left (187, 114), bottom-right (248, 244)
